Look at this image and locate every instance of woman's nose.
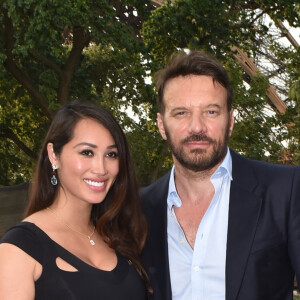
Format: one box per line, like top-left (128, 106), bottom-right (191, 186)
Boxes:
top-left (91, 157), bottom-right (107, 175)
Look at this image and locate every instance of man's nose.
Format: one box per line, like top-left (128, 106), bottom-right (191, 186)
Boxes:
top-left (189, 113), bottom-right (207, 134)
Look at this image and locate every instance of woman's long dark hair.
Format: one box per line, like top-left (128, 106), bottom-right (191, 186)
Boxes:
top-left (25, 100), bottom-right (152, 295)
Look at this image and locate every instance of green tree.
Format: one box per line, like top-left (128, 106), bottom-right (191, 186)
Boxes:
top-left (142, 0), bottom-right (300, 165)
top-left (0, 0), bottom-right (161, 185)
top-left (0, 0), bottom-right (299, 186)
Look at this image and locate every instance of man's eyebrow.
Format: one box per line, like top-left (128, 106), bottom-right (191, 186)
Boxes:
top-left (170, 106), bottom-right (188, 112)
top-left (206, 103), bottom-right (222, 108)
top-left (169, 104), bottom-right (223, 112)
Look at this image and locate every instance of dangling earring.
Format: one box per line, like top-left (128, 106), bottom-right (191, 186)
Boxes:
top-left (51, 163), bottom-right (58, 186)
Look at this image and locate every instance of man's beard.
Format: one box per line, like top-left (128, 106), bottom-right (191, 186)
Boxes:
top-left (165, 124), bottom-right (230, 172)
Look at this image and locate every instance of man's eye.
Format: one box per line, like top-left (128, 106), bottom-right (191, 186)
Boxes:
top-left (80, 150), bottom-right (94, 156)
top-left (207, 110), bottom-right (218, 116)
top-left (176, 111), bottom-right (185, 116)
top-left (106, 151), bottom-right (119, 158)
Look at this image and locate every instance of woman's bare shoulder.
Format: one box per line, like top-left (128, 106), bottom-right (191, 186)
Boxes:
top-left (0, 243), bottom-right (38, 299)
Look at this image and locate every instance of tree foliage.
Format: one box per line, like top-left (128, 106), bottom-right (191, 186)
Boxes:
top-left (142, 0), bottom-right (300, 165)
top-left (0, 0), bottom-right (299, 186)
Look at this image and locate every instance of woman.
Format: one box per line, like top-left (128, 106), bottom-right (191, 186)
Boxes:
top-left (0, 100), bottom-right (152, 299)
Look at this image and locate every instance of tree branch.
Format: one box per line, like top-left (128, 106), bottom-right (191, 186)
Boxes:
top-left (29, 49), bottom-right (63, 76)
top-left (57, 26), bottom-right (91, 104)
top-left (275, 19), bottom-right (299, 49)
top-left (112, 1), bottom-right (142, 39)
top-left (0, 124), bottom-right (38, 160)
top-left (3, 10), bottom-right (54, 120)
top-left (248, 9), bottom-right (267, 27)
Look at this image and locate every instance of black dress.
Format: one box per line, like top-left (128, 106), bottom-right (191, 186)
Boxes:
top-left (0, 222), bottom-right (147, 300)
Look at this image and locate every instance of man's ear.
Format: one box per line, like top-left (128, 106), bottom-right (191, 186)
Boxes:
top-left (157, 113), bottom-right (167, 140)
top-left (47, 143), bottom-right (59, 167)
top-left (228, 109), bottom-right (234, 137)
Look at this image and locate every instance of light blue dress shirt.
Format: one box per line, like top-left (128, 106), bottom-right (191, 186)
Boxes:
top-left (167, 149), bottom-right (232, 300)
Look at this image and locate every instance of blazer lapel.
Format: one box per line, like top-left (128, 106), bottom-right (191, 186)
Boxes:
top-left (226, 151), bottom-right (262, 300)
top-left (142, 172), bottom-right (172, 300)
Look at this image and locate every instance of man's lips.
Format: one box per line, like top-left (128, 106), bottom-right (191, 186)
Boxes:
top-left (182, 134), bottom-right (214, 144)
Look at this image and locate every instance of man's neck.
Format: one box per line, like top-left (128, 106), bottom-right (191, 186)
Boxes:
top-left (173, 161), bottom-right (220, 205)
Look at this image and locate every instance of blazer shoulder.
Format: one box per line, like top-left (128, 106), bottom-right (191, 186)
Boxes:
top-left (231, 149), bottom-right (298, 173)
top-left (231, 150), bottom-right (299, 188)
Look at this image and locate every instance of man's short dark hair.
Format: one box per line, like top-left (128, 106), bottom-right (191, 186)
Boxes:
top-left (155, 51), bottom-right (233, 113)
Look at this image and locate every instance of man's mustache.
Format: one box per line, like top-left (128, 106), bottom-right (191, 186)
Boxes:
top-left (182, 134), bottom-right (214, 144)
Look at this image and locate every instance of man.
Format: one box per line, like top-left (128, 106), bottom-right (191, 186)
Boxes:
top-left (141, 51), bottom-right (300, 300)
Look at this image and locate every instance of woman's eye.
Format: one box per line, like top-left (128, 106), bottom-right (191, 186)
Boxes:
top-left (80, 149), bottom-right (94, 156)
top-left (106, 151), bottom-right (118, 159)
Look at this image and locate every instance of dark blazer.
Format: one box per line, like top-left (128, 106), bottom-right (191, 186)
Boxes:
top-left (141, 150), bottom-right (300, 300)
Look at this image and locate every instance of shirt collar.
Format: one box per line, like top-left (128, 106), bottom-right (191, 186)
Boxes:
top-left (167, 148), bottom-right (232, 210)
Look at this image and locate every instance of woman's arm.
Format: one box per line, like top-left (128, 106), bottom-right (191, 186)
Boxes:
top-left (0, 243), bottom-right (41, 300)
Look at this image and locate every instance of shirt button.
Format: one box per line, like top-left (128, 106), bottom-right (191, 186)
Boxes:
top-left (194, 266), bottom-right (200, 272)
top-left (179, 239), bottom-right (184, 244)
